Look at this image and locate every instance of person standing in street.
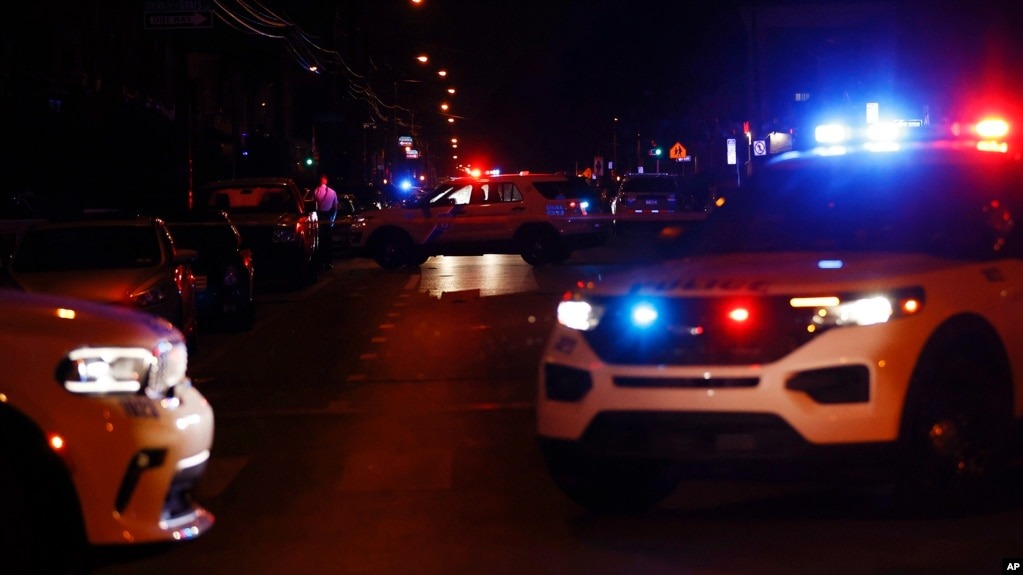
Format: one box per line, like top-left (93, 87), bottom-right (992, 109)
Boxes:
top-left (313, 174), bottom-right (339, 269)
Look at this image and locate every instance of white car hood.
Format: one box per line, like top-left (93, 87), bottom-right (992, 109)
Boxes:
top-left (596, 252), bottom-right (959, 296)
top-left (0, 289), bottom-right (180, 346)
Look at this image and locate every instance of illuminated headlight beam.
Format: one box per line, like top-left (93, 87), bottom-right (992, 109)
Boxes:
top-left (557, 300), bottom-right (602, 331)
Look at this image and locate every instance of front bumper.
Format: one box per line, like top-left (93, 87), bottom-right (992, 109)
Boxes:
top-left (60, 382), bottom-right (216, 545)
top-left (537, 322), bottom-right (918, 463)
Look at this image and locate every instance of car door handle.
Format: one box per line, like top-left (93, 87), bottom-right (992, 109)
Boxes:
top-left (511, 206), bottom-right (526, 212)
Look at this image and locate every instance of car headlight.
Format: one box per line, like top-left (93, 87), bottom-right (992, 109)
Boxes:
top-left (791, 287), bottom-right (925, 328)
top-left (58, 340), bottom-right (188, 398)
top-left (131, 286), bottom-right (169, 308)
top-left (557, 298), bottom-right (605, 331)
top-left (273, 227), bottom-right (300, 243)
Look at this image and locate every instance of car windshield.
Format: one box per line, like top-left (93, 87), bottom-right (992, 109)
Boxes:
top-left (202, 186), bottom-right (292, 214)
top-left (691, 154), bottom-right (1023, 260)
top-left (621, 178), bottom-right (678, 194)
top-left (424, 182), bottom-right (472, 206)
top-left (13, 225), bottom-right (163, 272)
top-left (533, 178), bottom-right (594, 200)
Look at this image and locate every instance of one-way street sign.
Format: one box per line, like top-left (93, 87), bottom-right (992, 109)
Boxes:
top-left (144, 11), bottom-right (213, 29)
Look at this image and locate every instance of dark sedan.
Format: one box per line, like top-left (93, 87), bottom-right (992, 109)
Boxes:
top-left (166, 209), bottom-right (255, 331)
top-left (5, 213), bottom-right (200, 352)
top-left (197, 177), bottom-right (319, 290)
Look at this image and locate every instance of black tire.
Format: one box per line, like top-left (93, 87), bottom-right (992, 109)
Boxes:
top-left (373, 231), bottom-right (414, 270)
top-left (409, 251), bottom-right (430, 267)
top-left (541, 444), bottom-right (679, 514)
top-left (519, 227), bottom-right (564, 266)
top-left (551, 249), bottom-right (572, 264)
top-left (0, 446), bottom-right (86, 573)
top-left (895, 331), bottom-right (1013, 516)
top-left (0, 457), bottom-right (38, 570)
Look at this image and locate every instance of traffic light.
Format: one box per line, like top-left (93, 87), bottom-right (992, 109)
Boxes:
top-left (648, 147), bottom-right (662, 157)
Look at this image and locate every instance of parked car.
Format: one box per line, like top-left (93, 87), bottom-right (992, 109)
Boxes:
top-left (0, 289), bottom-right (214, 572)
top-left (349, 172), bottom-right (612, 269)
top-left (611, 172), bottom-right (711, 235)
top-left (5, 213), bottom-right (199, 353)
top-left (197, 177), bottom-right (319, 289)
top-left (165, 209), bottom-right (255, 330)
top-left (538, 116), bottom-right (1023, 515)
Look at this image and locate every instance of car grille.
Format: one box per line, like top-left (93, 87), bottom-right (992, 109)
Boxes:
top-left (163, 456), bottom-right (208, 520)
top-left (580, 295), bottom-right (817, 366)
top-left (580, 411), bottom-right (809, 460)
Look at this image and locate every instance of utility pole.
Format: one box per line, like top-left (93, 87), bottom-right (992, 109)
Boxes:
top-left (612, 117), bottom-right (618, 174)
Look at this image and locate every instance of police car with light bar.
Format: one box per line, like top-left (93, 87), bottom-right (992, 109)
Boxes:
top-left (348, 172), bottom-right (610, 269)
top-left (537, 115), bottom-right (1023, 513)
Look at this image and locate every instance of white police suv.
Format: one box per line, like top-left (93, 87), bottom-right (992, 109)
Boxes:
top-left (538, 117), bottom-right (1023, 513)
top-left (349, 173), bottom-right (610, 269)
top-left (0, 289), bottom-right (215, 571)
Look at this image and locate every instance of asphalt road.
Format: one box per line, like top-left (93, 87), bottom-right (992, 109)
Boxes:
top-left (85, 234), bottom-right (1023, 575)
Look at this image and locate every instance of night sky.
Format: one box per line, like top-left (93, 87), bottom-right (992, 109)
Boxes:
top-left (3, 0), bottom-right (1023, 197)
top-left (312, 0), bottom-right (1023, 174)
top-left (310, 0), bottom-right (751, 173)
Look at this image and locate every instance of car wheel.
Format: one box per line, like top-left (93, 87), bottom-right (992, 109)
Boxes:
top-left (409, 251), bottom-right (430, 267)
top-left (373, 231), bottom-right (413, 270)
top-left (541, 444), bottom-right (679, 514)
top-left (551, 248), bottom-right (572, 264)
top-left (896, 335), bottom-right (1012, 515)
top-left (519, 227), bottom-right (564, 266)
top-left (0, 456), bottom-right (38, 570)
top-left (0, 444), bottom-right (85, 573)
